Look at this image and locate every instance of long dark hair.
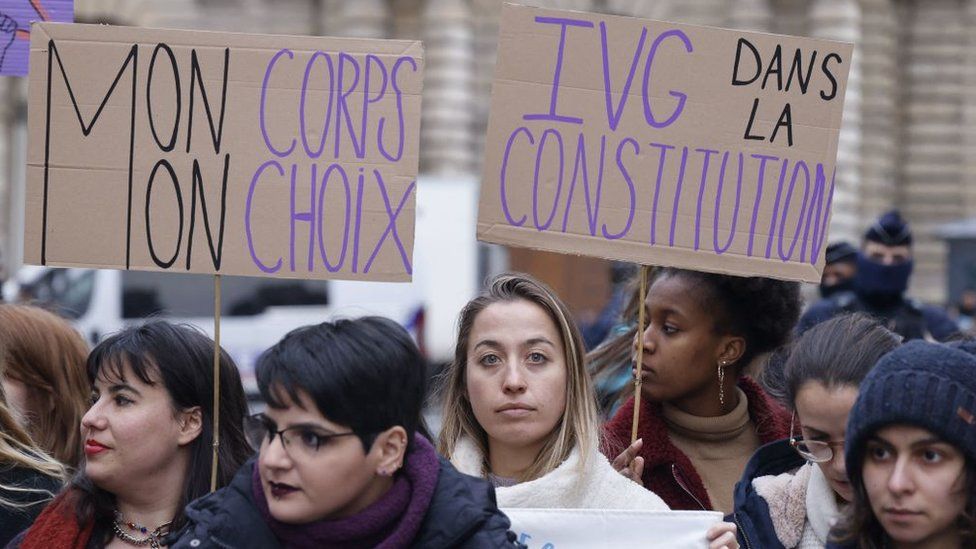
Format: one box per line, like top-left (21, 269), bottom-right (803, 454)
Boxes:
top-left (70, 321), bottom-right (252, 540)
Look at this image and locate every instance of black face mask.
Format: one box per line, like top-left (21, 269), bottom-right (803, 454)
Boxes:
top-left (854, 253), bottom-right (913, 301)
top-left (819, 277), bottom-right (855, 299)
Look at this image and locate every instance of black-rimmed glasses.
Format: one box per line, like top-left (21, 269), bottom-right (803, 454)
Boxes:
top-left (245, 413), bottom-right (357, 460)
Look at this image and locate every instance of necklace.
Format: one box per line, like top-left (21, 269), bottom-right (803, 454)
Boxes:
top-left (112, 511), bottom-right (172, 549)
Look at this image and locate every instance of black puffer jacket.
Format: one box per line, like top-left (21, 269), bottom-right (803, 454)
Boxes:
top-left (168, 458), bottom-right (524, 549)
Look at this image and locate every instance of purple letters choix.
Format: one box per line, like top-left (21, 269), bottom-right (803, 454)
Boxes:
top-left (248, 48), bottom-right (419, 276)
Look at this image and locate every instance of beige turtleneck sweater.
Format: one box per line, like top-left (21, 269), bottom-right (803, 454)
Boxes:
top-left (662, 388), bottom-right (761, 514)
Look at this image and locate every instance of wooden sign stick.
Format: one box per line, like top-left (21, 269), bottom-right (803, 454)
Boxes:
top-left (631, 265), bottom-right (649, 443)
top-left (210, 274), bottom-right (222, 492)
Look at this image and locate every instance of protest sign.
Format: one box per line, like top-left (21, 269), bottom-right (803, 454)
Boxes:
top-left (0, 0), bottom-right (72, 76)
top-left (503, 508), bottom-right (724, 549)
top-left (25, 23), bottom-right (423, 282)
top-left (478, 4), bottom-right (853, 282)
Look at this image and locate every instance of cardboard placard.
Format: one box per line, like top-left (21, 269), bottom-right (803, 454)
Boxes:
top-left (478, 4), bottom-right (852, 282)
top-left (26, 23), bottom-right (423, 282)
top-left (504, 508), bottom-right (723, 548)
top-left (0, 0), bottom-right (72, 76)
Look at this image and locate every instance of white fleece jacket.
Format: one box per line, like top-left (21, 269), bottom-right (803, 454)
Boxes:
top-left (752, 463), bottom-right (840, 548)
top-left (450, 436), bottom-right (669, 510)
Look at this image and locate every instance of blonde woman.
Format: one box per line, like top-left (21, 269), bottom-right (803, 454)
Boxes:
top-left (438, 274), bottom-right (737, 548)
top-left (0, 304), bottom-right (90, 469)
top-left (0, 374), bottom-right (66, 546)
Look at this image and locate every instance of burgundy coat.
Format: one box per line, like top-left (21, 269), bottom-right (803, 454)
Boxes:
top-left (603, 377), bottom-right (790, 511)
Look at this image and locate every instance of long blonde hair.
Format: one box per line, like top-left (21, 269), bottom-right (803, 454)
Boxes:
top-left (0, 304), bottom-right (89, 468)
top-left (437, 273), bottom-right (599, 482)
top-left (0, 359), bottom-right (67, 509)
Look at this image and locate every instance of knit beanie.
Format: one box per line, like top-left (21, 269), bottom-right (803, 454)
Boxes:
top-left (863, 210), bottom-right (912, 247)
top-left (845, 340), bottom-right (976, 482)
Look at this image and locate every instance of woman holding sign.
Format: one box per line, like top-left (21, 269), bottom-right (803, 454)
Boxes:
top-left (604, 268), bottom-right (799, 514)
top-left (11, 321), bottom-right (252, 549)
top-left (730, 314), bottom-right (900, 548)
top-left (826, 340), bottom-right (976, 549)
top-left (438, 274), bottom-right (738, 548)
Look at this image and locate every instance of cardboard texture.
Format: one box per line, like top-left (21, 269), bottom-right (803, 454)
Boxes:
top-left (0, 1), bottom-right (72, 76)
top-left (26, 22), bottom-right (423, 281)
top-left (478, 4), bottom-right (853, 282)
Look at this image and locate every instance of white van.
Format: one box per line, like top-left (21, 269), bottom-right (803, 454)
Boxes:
top-left (2, 176), bottom-right (480, 392)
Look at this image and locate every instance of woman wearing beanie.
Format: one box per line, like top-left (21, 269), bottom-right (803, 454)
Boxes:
top-left (171, 317), bottom-right (522, 549)
top-left (730, 314), bottom-right (900, 549)
top-left (604, 268), bottom-right (799, 513)
top-left (828, 340), bottom-right (976, 549)
top-left (438, 274), bottom-right (738, 548)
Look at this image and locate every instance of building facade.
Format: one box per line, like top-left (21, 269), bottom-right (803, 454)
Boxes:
top-left (2, 0), bottom-right (976, 305)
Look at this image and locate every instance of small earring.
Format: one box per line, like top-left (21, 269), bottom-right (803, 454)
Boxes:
top-left (717, 361), bottom-right (727, 406)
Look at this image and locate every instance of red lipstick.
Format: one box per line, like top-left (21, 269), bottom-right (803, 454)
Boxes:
top-left (84, 439), bottom-right (109, 456)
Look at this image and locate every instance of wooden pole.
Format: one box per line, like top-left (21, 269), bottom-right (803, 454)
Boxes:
top-left (631, 265), bottom-right (649, 443)
top-left (210, 274), bottom-right (222, 492)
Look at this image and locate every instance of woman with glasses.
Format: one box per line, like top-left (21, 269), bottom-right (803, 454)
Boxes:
top-left (729, 314), bottom-right (900, 548)
top-left (10, 321), bottom-right (252, 549)
top-left (171, 316), bottom-right (522, 549)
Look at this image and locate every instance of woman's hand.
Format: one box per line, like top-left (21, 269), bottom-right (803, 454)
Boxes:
top-left (706, 521), bottom-right (738, 549)
top-left (610, 438), bottom-right (644, 484)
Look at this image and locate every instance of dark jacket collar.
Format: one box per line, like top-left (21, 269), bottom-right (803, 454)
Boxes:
top-left (170, 456), bottom-right (519, 549)
top-left (169, 458), bottom-right (280, 549)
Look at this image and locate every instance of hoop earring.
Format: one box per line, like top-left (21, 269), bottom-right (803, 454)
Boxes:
top-left (717, 361), bottom-right (727, 406)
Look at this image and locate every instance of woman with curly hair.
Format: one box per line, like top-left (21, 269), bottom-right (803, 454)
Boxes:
top-left (603, 267), bottom-right (801, 513)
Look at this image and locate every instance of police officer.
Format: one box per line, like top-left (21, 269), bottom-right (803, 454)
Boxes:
top-left (798, 210), bottom-right (958, 341)
top-left (819, 241), bottom-right (858, 298)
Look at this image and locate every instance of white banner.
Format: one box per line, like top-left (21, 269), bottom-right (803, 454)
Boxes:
top-left (503, 508), bottom-right (724, 549)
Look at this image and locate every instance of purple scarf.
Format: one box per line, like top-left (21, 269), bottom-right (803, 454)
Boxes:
top-left (251, 434), bottom-right (441, 549)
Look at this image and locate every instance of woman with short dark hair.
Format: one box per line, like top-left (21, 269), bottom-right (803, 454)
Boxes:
top-left (170, 316), bottom-right (521, 549)
top-left (12, 321), bottom-right (252, 549)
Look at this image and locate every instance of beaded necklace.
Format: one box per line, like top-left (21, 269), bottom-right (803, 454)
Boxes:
top-left (112, 511), bottom-right (172, 549)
